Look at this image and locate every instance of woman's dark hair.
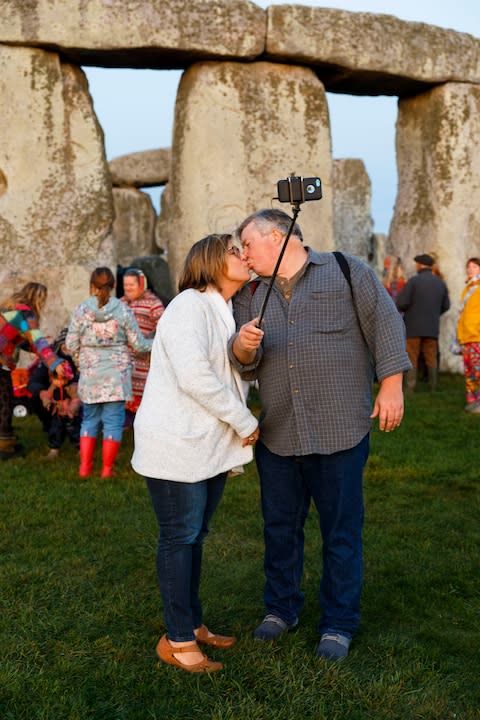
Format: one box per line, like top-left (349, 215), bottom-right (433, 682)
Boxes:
top-left (466, 257), bottom-right (480, 268)
top-left (90, 267), bottom-right (115, 308)
top-left (178, 234), bottom-right (232, 293)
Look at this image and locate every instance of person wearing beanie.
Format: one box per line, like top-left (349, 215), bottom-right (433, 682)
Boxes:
top-left (396, 254), bottom-right (450, 391)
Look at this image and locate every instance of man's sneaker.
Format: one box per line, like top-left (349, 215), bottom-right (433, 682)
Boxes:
top-left (253, 614), bottom-right (298, 641)
top-left (315, 632), bottom-right (351, 660)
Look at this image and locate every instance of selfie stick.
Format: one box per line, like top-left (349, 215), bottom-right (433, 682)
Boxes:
top-left (257, 202), bottom-right (301, 327)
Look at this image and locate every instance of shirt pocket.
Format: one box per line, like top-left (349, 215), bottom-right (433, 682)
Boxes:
top-left (308, 290), bottom-right (349, 333)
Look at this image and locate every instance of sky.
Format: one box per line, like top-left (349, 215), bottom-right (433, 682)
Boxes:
top-left (83, 1), bottom-right (479, 235)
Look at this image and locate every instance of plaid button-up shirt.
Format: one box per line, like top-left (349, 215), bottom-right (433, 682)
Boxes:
top-left (230, 249), bottom-right (411, 456)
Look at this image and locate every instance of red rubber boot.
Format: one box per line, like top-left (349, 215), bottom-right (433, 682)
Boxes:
top-left (79, 436), bottom-right (96, 478)
top-left (100, 439), bottom-right (121, 478)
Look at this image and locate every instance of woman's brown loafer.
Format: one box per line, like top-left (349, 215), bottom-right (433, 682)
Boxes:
top-left (195, 624), bottom-right (237, 649)
top-left (156, 634), bottom-right (223, 673)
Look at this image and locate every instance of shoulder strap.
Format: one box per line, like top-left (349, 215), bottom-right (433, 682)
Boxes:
top-left (332, 252), bottom-right (373, 368)
top-left (332, 251), bottom-right (353, 295)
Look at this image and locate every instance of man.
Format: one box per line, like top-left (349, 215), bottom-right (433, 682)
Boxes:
top-left (396, 254), bottom-right (450, 391)
top-left (229, 208), bottom-right (410, 660)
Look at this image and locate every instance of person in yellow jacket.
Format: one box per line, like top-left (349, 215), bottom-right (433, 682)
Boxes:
top-left (457, 258), bottom-right (480, 412)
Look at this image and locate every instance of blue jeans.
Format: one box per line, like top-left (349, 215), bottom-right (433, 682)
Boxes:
top-left (146, 473), bottom-right (227, 642)
top-left (255, 435), bottom-right (369, 638)
top-left (81, 401), bottom-right (125, 442)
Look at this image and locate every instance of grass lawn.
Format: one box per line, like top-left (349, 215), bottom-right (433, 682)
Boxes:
top-left (1, 374), bottom-right (479, 719)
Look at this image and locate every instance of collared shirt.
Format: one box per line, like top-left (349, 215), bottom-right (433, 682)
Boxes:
top-left (230, 249), bottom-right (411, 456)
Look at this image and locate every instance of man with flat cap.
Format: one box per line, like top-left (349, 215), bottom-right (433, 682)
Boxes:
top-left (396, 254), bottom-right (450, 391)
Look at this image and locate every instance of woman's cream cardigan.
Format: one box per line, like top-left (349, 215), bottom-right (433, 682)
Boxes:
top-left (131, 287), bottom-right (258, 482)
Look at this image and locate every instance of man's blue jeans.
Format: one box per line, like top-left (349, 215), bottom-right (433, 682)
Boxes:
top-left (255, 434), bottom-right (369, 638)
top-left (146, 473), bottom-right (227, 642)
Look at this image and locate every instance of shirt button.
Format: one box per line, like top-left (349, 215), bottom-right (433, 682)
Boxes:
top-left (289, 364), bottom-right (294, 369)
top-left (289, 320), bottom-right (294, 324)
top-left (293, 388), bottom-right (299, 393)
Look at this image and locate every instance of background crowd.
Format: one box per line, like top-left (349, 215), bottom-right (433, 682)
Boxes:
top-left (2, 235), bottom-right (479, 674)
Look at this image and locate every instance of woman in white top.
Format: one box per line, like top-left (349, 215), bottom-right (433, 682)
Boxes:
top-left (132, 233), bottom-right (260, 673)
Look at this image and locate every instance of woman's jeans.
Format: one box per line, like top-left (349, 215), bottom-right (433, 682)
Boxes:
top-left (81, 401), bottom-right (125, 442)
top-left (255, 434), bottom-right (369, 638)
top-left (146, 473), bottom-right (227, 642)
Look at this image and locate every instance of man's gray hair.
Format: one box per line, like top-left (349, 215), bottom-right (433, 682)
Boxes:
top-left (237, 208), bottom-right (303, 242)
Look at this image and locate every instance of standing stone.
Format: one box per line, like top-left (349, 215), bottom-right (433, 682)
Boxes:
top-left (113, 188), bottom-right (156, 266)
top-left (157, 60), bottom-right (333, 288)
top-left (332, 159), bottom-right (373, 262)
top-left (0, 45), bottom-right (113, 337)
top-left (390, 82), bottom-right (480, 371)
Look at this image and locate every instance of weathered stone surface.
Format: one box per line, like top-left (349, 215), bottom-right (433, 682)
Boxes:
top-left (0, 45), bottom-right (113, 338)
top-left (157, 60), bottom-right (333, 288)
top-left (109, 149), bottom-right (171, 188)
top-left (389, 82), bottom-right (480, 371)
top-left (113, 188), bottom-right (156, 266)
top-left (332, 159), bottom-right (373, 262)
top-left (154, 184), bottom-right (171, 255)
top-left (0, 0), bottom-right (265, 69)
top-left (266, 6), bottom-right (480, 96)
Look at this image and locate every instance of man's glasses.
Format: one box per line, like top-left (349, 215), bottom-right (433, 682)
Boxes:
top-left (226, 246), bottom-right (241, 258)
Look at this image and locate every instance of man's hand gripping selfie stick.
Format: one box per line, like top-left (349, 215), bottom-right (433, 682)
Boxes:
top-left (256, 203), bottom-right (301, 328)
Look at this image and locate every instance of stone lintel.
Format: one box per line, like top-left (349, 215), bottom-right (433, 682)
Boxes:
top-left (266, 6), bottom-right (480, 97)
top-left (0, 0), bottom-right (266, 67)
top-left (109, 149), bottom-right (171, 188)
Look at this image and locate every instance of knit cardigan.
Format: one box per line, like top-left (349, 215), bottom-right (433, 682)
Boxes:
top-left (131, 287), bottom-right (258, 482)
top-left (0, 304), bottom-right (62, 371)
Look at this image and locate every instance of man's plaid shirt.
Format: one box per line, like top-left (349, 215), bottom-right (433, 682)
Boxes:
top-left (230, 249), bottom-right (411, 456)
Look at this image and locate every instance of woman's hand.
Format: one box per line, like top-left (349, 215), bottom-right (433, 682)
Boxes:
top-left (56, 361), bottom-right (74, 381)
top-left (242, 426), bottom-right (260, 447)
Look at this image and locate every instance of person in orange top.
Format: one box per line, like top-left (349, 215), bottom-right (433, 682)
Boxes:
top-left (456, 257), bottom-right (480, 412)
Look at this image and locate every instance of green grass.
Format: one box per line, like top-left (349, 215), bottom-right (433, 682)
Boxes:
top-left (1, 374), bottom-right (479, 719)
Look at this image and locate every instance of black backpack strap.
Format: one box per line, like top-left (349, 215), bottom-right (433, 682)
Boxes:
top-left (332, 251), bottom-right (353, 296)
top-left (332, 252), bottom-right (375, 379)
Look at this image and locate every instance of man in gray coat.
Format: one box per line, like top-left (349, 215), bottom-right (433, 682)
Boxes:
top-left (396, 254), bottom-right (450, 391)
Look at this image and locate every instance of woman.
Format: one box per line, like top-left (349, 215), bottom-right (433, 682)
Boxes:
top-left (132, 234), bottom-right (260, 673)
top-left (0, 282), bottom-right (72, 460)
top-left (120, 268), bottom-right (165, 426)
top-left (382, 255), bottom-right (406, 303)
top-left (456, 257), bottom-right (480, 412)
top-left (66, 267), bottom-right (153, 478)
